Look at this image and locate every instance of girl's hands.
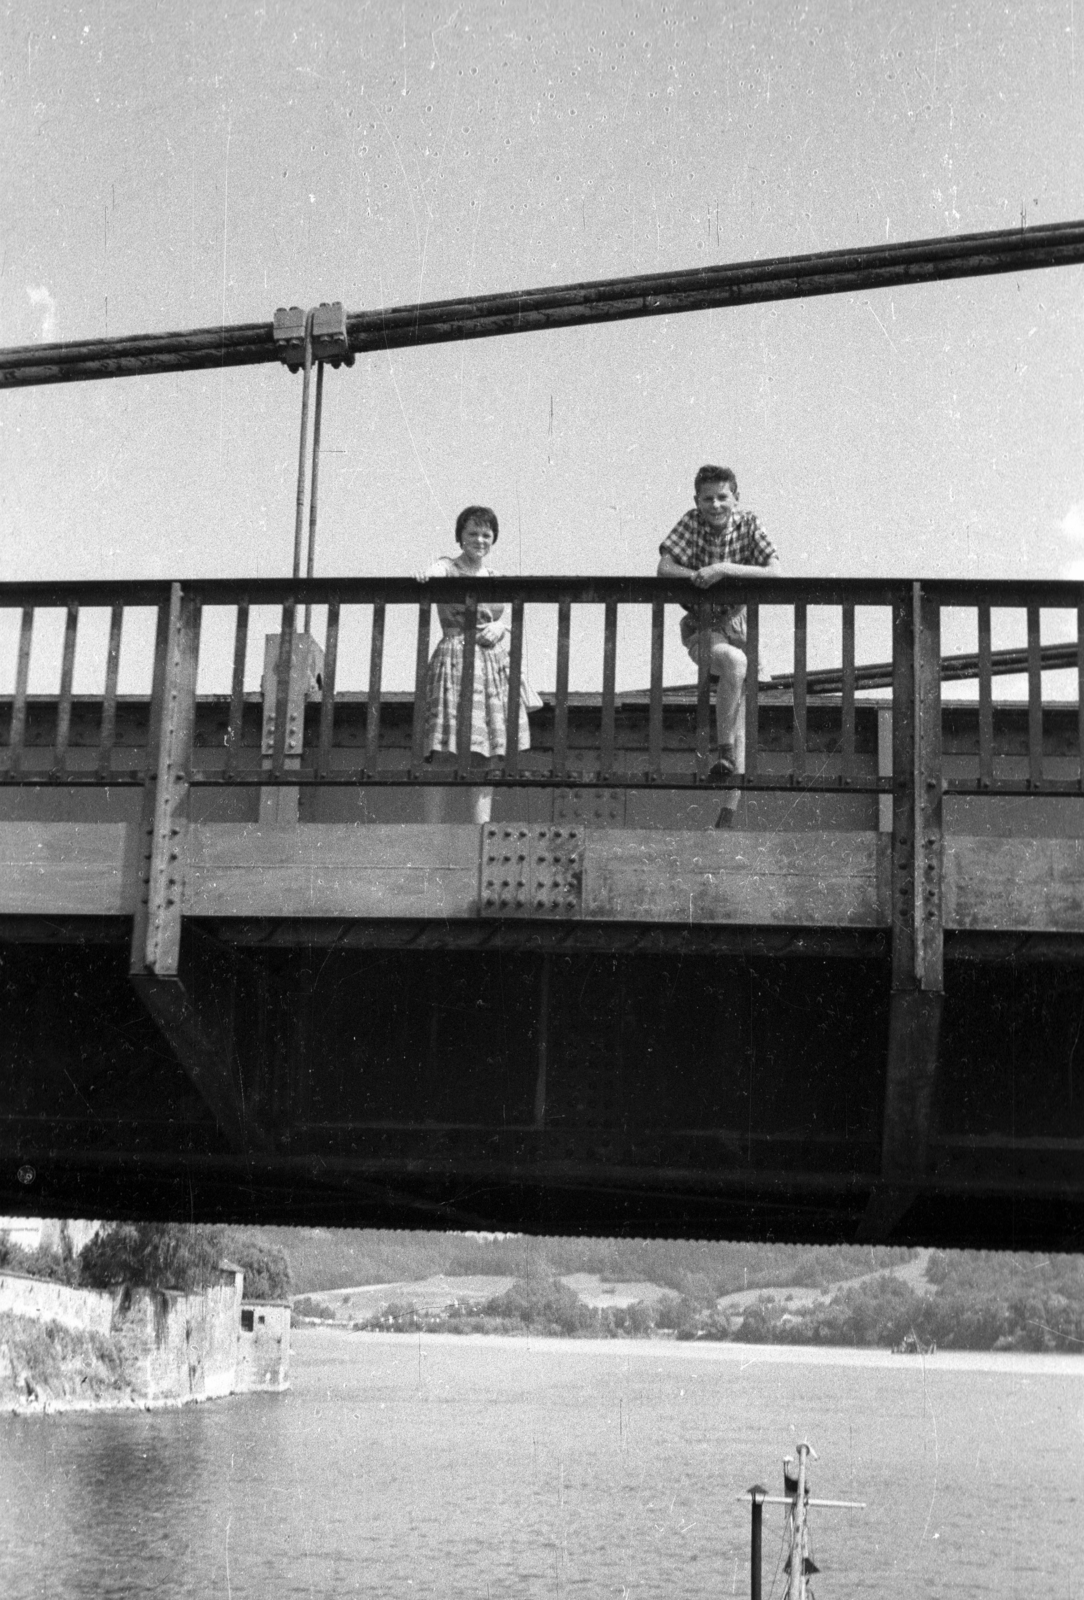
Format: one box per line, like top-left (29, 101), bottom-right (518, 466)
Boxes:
top-left (477, 621), bottom-right (506, 648)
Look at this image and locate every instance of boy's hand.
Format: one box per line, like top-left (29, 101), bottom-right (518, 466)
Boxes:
top-left (692, 563), bottom-right (726, 588)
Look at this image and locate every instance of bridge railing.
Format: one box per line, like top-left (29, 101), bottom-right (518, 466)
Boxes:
top-left (0, 575), bottom-right (1081, 795)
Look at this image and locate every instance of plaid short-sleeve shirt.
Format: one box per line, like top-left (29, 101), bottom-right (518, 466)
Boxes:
top-left (659, 508), bottom-right (777, 648)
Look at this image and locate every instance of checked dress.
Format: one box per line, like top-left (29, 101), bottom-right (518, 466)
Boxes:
top-left (423, 555), bottom-right (541, 759)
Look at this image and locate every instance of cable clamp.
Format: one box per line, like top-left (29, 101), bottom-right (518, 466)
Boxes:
top-left (273, 302), bottom-right (354, 370)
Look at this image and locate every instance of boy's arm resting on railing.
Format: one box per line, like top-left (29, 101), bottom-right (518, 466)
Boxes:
top-left (657, 551), bottom-right (782, 587)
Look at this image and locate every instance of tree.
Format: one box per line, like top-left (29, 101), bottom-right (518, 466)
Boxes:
top-left (226, 1236), bottom-right (291, 1301)
top-left (293, 1296), bottom-right (334, 1321)
top-left (79, 1223), bottom-right (229, 1292)
top-left (624, 1300), bottom-right (655, 1336)
top-left (482, 1275), bottom-right (594, 1335)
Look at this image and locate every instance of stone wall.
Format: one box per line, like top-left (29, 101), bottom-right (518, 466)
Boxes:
top-left (0, 1272), bottom-right (115, 1336)
top-left (1, 1263), bottom-right (291, 1405)
top-left (110, 1270), bottom-right (244, 1403)
top-left (236, 1300), bottom-right (291, 1392)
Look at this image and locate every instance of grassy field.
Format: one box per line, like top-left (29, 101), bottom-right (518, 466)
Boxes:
top-left (300, 1275), bottom-right (516, 1321)
top-left (295, 1251), bottom-right (936, 1322)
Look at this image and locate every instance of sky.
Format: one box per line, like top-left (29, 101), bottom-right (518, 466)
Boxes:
top-left (2, 0), bottom-right (1083, 691)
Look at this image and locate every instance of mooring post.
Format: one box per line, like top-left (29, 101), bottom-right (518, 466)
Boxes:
top-left (747, 1485), bottom-right (767, 1600)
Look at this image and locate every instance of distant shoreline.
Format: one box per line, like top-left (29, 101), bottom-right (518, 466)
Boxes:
top-left (294, 1324), bottom-right (1084, 1376)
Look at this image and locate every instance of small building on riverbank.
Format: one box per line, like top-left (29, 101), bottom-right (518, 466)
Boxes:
top-left (237, 1300), bottom-right (291, 1392)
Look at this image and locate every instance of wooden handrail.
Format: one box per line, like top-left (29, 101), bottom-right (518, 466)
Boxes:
top-left (0, 575), bottom-right (1078, 798)
top-left (0, 574), bottom-right (1078, 609)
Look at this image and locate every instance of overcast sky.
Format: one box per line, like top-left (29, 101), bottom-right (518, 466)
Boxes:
top-left (2, 1), bottom-right (1082, 689)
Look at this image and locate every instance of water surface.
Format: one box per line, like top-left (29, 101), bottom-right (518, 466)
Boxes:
top-left (2, 1331), bottom-right (1080, 1597)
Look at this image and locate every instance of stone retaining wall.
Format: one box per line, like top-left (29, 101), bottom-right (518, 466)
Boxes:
top-left (0, 1272), bottom-right (115, 1336)
top-left (110, 1271), bottom-right (243, 1402)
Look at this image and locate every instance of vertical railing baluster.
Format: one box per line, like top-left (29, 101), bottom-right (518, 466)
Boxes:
top-left (840, 600), bottom-right (855, 785)
top-left (648, 598), bottom-right (664, 781)
top-left (142, 595), bottom-right (172, 783)
top-left (553, 597), bottom-right (571, 780)
top-left (8, 605), bottom-right (34, 776)
top-left (695, 596), bottom-right (712, 780)
top-left (504, 598), bottom-right (525, 780)
top-left (600, 598), bottom-right (618, 781)
top-left (365, 598), bottom-right (386, 779)
top-left (792, 601), bottom-right (808, 782)
top-left (1078, 600), bottom-right (1084, 793)
top-left (225, 601), bottom-right (249, 780)
top-left (745, 601), bottom-right (760, 783)
top-left (456, 594), bottom-right (478, 781)
top-left (411, 601), bottom-right (432, 775)
top-left (317, 600), bottom-right (340, 780)
top-left (97, 603), bottom-right (124, 781)
top-left (52, 601), bottom-right (79, 777)
top-left (1026, 602), bottom-right (1042, 788)
top-left (271, 601), bottom-right (296, 779)
top-left (189, 603), bottom-right (204, 772)
top-left (977, 601), bottom-right (993, 788)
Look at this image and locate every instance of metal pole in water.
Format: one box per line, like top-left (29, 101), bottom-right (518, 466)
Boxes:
top-left (740, 1446), bottom-right (860, 1600)
top-left (786, 1444), bottom-right (815, 1600)
top-left (747, 1486), bottom-right (766, 1600)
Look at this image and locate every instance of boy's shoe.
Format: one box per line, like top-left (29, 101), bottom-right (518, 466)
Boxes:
top-left (708, 744), bottom-right (737, 778)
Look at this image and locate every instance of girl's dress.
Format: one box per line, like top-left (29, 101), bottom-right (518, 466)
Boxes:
top-left (423, 555), bottom-right (541, 758)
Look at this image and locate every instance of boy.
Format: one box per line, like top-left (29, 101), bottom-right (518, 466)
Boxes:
top-left (657, 465), bottom-right (780, 823)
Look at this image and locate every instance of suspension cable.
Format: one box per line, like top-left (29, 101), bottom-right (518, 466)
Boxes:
top-left (4, 219), bottom-right (1084, 388)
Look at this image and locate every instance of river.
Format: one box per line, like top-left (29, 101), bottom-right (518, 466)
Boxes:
top-left (2, 1330), bottom-right (1081, 1598)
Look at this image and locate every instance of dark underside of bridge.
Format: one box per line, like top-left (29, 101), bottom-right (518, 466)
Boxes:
top-left (2, 916), bottom-right (1083, 1251)
top-left (1, 662), bottom-right (1084, 1250)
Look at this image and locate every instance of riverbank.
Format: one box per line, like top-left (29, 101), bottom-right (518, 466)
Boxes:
top-left (1, 1269), bottom-right (290, 1412)
top-left (0, 1310), bottom-right (137, 1414)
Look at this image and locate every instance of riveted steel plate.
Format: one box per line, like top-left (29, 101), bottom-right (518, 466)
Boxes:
top-left (553, 788), bottom-right (628, 828)
top-left (261, 633), bottom-right (324, 757)
top-left (481, 825), bottom-right (584, 918)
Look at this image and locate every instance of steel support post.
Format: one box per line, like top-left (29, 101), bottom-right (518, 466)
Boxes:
top-left (130, 585), bottom-right (266, 1153)
top-left (260, 627), bottom-right (324, 823)
top-left (534, 953), bottom-right (552, 1128)
top-left (862, 585), bottom-right (944, 1237)
top-left (131, 583), bottom-right (197, 979)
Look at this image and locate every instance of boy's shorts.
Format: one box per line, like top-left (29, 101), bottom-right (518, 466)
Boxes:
top-left (684, 622), bottom-right (747, 672)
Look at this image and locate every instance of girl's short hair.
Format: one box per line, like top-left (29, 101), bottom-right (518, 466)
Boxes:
top-left (455, 505), bottom-right (499, 544)
top-left (694, 465), bottom-right (739, 498)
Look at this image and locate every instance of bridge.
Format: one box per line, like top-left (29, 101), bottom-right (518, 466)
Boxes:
top-left (0, 569), bottom-right (1081, 1248)
top-left (3, 222), bottom-right (1084, 1250)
